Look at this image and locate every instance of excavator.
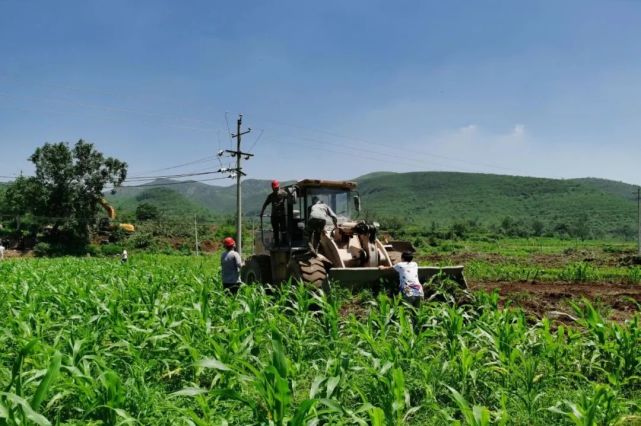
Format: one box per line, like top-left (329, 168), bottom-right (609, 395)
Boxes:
top-left (241, 179), bottom-right (466, 292)
top-left (97, 198), bottom-right (135, 235)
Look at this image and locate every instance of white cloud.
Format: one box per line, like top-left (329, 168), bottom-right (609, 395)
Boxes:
top-left (459, 124), bottom-right (478, 135)
top-left (512, 123), bottom-right (525, 137)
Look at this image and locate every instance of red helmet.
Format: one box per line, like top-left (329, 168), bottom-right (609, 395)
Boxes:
top-left (223, 237), bottom-right (235, 248)
top-left (271, 180), bottom-right (279, 190)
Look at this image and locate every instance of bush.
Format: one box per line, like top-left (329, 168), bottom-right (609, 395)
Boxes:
top-left (130, 232), bottom-right (155, 249)
top-left (85, 244), bottom-right (101, 257)
top-left (101, 244), bottom-right (124, 257)
top-left (136, 203), bottom-right (160, 221)
top-left (33, 242), bottom-right (52, 257)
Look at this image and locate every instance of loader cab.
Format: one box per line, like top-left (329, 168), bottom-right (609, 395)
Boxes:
top-left (258, 179), bottom-right (358, 252)
top-left (295, 179), bottom-right (358, 224)
top-left (289, 180), bottom-right (358, 245)
top-left (301, 188), bottom-right (352, 224)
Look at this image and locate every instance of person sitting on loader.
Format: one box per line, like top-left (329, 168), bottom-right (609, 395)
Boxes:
top-left (260, 180), bottom-right (289, 247)
top-left (305, 196), bottom-right (338, 255)
top-left (379, 251), bottom-right (424, 307)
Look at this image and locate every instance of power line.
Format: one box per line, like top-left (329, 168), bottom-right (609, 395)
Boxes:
top-left (125, 170), bottom-right (223, 182)
top-left (128, 155), bottom-right (218, 175)
top-left (112, 176), bottom-right (232, 189)
top-left (247, 129), bottom-right (265, 153)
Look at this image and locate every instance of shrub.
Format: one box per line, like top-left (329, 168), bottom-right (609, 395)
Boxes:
top-left (85, 244), bottom-right (101, 257)
top-left (101, 244), bottom-right (124, 256)
top-left (33, 242), bottom-right (51, 257)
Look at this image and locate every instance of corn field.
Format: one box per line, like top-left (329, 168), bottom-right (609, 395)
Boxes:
top-left (1, 256), bottom-right (640, 425)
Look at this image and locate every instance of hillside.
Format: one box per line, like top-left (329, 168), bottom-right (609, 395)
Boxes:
top-left (109, 185), bottom-right (212, 220)
top-left (570, 177), bottom-right (638, 202)
top-left (106, 172), bottom-right (638, 238)
top-left (109, 178), bottom-right (296, 217)
top-left (356, 172), bottom-right (636, 237)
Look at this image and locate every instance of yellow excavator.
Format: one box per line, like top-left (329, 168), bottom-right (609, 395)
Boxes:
top-left (98, 198), bottom-right (135, 234)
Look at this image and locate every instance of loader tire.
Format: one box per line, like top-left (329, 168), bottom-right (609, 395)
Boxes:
top-left (288, 256), bottom-right (329, 291)
top-left (241, 255), bottom-right (272, 284)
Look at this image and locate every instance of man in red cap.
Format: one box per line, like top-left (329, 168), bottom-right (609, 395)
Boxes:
top-left (260, 180), bottom-right (289, 246)
top-left (220, 237), bottom-right (243, 293)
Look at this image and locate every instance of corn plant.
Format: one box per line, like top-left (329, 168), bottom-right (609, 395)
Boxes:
top-left (1, 255), bottom-right (640, 424)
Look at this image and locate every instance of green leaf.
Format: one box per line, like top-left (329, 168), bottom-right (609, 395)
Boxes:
top-left (1, 392), bottom-right (51, 426)
top-left (368, 406), bottom-right (386, 426)
top-left (171, 387), bottom-right (208, 397)
top-left (309, 376), bottom-right (324, 399)
top-left (194, 358), bottom-right (231, 371)
top-left (326, 376), bottom-right (340, 398)
top-left (290, 399), bottom-right (317, 425)
top-left (31, 351), bottom-right (62, 411)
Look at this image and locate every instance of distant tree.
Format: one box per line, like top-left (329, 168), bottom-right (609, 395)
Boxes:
top-left (8, 140), bottom-right (127, 245)
top-left (136, 203), bottom-right (160, 221)
top-left (570, 213), bottom-right (591, 241)
top-left (611, 224), bottom-right (634, 241)
top-left (381, 217), bottom-right (403, 231)
top-left (452, 222), bottom-right (467, 239)
top-left (500, 216), bottom-right (515, 235)
top-left (430, 221), bottom-right (438, 234)
top-left (0, 176), bottom-right (40, 223)
top-left (553, 222), bottom-right (571, 238)
top-left (531, 219), bottom-right (545, 237)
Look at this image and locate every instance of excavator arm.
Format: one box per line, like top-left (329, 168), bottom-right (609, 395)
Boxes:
top-left (97, 198), bottom-right (135, 233)
top-left (98, 198), bottom-right (116, 220)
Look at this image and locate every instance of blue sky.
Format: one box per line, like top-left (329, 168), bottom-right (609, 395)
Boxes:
top-left (1, 0), bottom-right (640, 186)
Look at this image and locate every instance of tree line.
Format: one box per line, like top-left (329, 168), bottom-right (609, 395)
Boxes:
top-left (0, 140), bottom-right (127, 252)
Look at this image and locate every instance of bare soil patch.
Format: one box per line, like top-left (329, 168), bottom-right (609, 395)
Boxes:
top-left (471, 281), bottom-right (641, 322)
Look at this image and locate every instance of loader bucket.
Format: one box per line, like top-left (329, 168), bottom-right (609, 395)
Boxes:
top-left (328, 265), bottom-right (467, 293)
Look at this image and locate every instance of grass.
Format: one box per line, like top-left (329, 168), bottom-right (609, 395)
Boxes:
top-left (1, 254), bottom-right (641, 424)
top-left (416, 237), bottom-right (641, 283)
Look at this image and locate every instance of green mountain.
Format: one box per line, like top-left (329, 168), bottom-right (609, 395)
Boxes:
top-left (108, 178), bottom-right (295, 218)
top-left (355, 172), bottom-right (636, 236)
top-left (108, 184), bottom-right (211, 220)
top-left (107, 172), bottom-right (639, 238)
top-left (569, 177), bottom-right (638, 202)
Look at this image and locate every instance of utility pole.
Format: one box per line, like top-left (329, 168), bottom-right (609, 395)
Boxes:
top-left (638, 187), bottom-right (640, 256)
top-left (194, 215), bottom-right (199, 256)
top-left (227, 114), bottom-right (252, 255)
top-left (637, 187), bottom-right (641, 256)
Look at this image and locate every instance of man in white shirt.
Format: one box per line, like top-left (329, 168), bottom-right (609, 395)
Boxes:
top-left (0, 243), bottom-right (5, 260)
top-left (305, 197), bottom-right (338, 255)
top-left (379, 251), bottom-right (424, 306)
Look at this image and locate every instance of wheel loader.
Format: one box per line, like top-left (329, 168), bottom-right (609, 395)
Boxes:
top-left (241, 179), bottom-right (466, 292)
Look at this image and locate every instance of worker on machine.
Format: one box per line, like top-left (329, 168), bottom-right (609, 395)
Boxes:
top-left (379, 251), bottom-right (424, 307)
top-left (305, 196), bottom-right (337, 255)
top-left (221, 237), bottom-right (243, 293)
top-left (260, 180), bottom-right (289, 247)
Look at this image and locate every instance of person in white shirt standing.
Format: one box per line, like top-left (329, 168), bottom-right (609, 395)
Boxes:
top-left (0, 243), bottom-right (5, 260)
top-left (380, 251), bottom-right (424, 307)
